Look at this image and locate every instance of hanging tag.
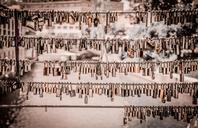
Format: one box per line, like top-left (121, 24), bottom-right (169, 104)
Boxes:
top-left (187, 123), bottom-right (190, 128)
top-left (192, 93), bottom-right (197, 105)
top-left (33, 86), bottom-right (37, 95)
top-left (26, 95), bottom-right (29, 100)
top-left (39, 87), bottom-right (43, 98)
top-left (84, 95), bottom-right (88, 104)
top-left (123, 117), bottom-right (128, 126)
top-left (94, 14), bottom-right (99, 27)
top-left (194, 118), bottom-right (197, 127)
top-left (45, 106), bottom-right (47, 112)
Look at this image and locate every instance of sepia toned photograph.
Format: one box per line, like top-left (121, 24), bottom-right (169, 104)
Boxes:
top-left (0, 0), bottom-right (198, 128)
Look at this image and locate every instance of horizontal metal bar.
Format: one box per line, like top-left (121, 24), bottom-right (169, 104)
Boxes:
top-left (1, 35), bottom-right (197, 41)
top-left (0, 105), bottom-right (124, 108)
top-left (0, 59), bottom-right (198, 65)
top-left (0, 105), bottom-right (194, 109)
top-left (18, 81), bottom-right (196, 86)
top-left (2, 9), bottom-right (198, 14)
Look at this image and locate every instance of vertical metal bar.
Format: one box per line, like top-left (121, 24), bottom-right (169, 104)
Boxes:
top-left (105, 12), bottom-right (108, 34)
top-left (14, 9), bottom-right (20, 79)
